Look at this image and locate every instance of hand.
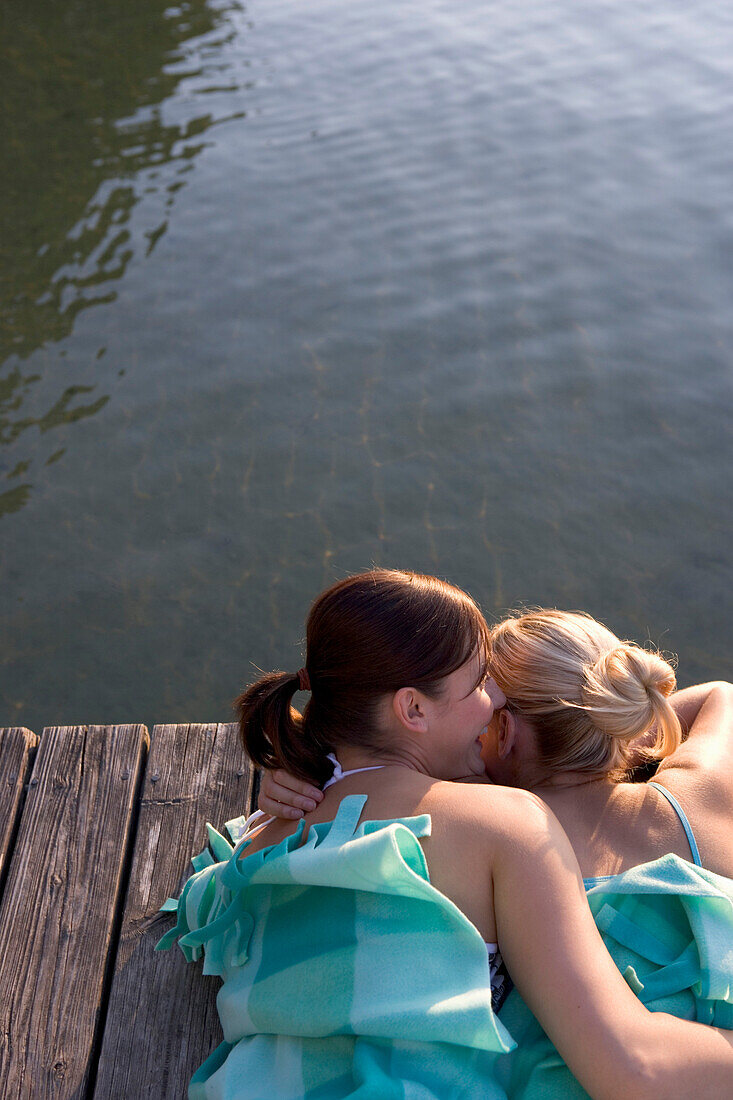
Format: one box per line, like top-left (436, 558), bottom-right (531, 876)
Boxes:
top-left (258, 769), bottom-right (324, 819)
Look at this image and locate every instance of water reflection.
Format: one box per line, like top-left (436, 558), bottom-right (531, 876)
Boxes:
top-left (0, 0), bottom-right (244, 516)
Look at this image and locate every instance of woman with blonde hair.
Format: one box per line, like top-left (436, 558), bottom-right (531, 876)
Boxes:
top-left (481, 608), bottom-right (733, 1097)
top-left (263, 603), bottom-right (733, 1098)
top-left (483, 608), bottom-right (731, 881)
top-left (160, 573), bottom-right (733, 1099)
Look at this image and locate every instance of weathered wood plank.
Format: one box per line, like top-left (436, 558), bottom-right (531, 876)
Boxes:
top-left (0, 729), bottom-right (37, 895)
top-left (0, 724), bottom-right (148, 1100)
top-left (92, 723), bottom-right (256, 1100)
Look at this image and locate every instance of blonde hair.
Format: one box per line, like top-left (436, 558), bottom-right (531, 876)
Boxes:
top-left (488, 609), bottom-right (681, 778)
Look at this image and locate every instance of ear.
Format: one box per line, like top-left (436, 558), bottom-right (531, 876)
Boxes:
top-left (497, 708), bottom-right (517, 760)
top-left (391, 687), bottom-right (429, 734)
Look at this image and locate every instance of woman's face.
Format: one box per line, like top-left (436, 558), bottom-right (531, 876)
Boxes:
top-left (426, 656), bottom-right (506, 779)
top-left (480, 703), bottom-right (538, 787)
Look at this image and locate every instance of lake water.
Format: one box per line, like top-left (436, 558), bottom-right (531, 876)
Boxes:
top-left (2, 0), bottom-right (732, 732)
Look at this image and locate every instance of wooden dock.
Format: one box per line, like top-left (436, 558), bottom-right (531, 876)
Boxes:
top-left (0, 724), bottom-right (258, 1099)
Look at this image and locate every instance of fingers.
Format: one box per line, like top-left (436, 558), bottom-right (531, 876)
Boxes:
top-left (258, 794), bottom-right (306, 820)
top-left (261, 778), bottom-right (318, 813)
top-left (271, 769), bottom-right (323, 802)
top-left (258, 769), bottom-right (324, 819)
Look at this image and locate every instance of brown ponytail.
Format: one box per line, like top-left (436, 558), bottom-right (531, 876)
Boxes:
top-left (235, 671), bottom-right (334, 786)
top-left (235, 569), bottom-right (491, 785)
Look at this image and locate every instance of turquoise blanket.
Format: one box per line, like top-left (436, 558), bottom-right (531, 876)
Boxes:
top-left (157, 795), bottom-right (515, 1099)
top-left (496, 855), bottom-right (733, 1099)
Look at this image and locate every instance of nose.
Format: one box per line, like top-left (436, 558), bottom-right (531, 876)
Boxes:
top-left (486, 679), bottom-right (506, 709)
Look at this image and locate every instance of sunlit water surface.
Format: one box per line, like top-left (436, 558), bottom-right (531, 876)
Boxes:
top-left (2, 0), bottom-right (732, 730)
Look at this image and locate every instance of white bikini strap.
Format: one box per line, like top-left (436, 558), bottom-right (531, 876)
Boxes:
top-left (238, 755), bottom-right (386, 839)
top-left (322, 752), bottom-right (386, 791)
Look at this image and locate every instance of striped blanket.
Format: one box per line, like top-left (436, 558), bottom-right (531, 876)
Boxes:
top-left (157, 794), bottom-right (515, 1099)
top-left (496, 854), bottom-right (733, 1099)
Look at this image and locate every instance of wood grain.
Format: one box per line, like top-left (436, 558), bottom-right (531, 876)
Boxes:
top-left (0, 728), bottom-right (37, 894)
top-left (0, 724), bottom-right (148, 1100)
top-left (92, 723), bottom-right (256, 1100)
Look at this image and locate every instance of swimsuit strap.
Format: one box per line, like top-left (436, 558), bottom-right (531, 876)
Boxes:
top-left (648, 781), bottom-right (702, 866)
top-left (322, 752), bottom-right (387, 790)
top-left (237, 755), bottom-right (387, 839)
top-left (235, 809), bottom-right (272, 840)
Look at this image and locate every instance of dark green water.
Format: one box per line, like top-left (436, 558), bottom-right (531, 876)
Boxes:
top-left (2, 0), bottom-right (732, 731)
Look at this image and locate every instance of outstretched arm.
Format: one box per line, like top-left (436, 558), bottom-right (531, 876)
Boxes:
top-left (487, 788), bottom-right (733, 1100)
top-left (669, 680), bottom-right (729, 733)
top-left (256, 765), bottom-right (494, 818)
top-left (656, 681), bottom-right (733, 776)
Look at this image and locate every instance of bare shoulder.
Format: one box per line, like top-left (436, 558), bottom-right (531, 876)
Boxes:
top-left (422, 779), bottom-right (551, 817)
top-left (420, 781), bottom-right (561, 849)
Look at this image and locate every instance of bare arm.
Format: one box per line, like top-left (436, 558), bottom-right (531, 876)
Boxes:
top-left (656, 681), bottom-right (733, 777)
top-left (488, 789), bottom-right (733, 1100)
top-left (258, 679), bottom-right (733, 815)
top-left (670, 681), bottom-right (729, 734)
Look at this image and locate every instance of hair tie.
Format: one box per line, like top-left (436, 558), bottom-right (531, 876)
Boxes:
top-left (296, 667), bottom-right (311, 692)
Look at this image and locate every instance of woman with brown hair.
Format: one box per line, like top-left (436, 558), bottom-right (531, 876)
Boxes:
top-left (162, 573), bottom-right (733, 1099)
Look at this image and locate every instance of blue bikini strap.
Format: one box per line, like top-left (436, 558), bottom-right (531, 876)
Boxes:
top-left (648, 781), bottom-right (702, 866)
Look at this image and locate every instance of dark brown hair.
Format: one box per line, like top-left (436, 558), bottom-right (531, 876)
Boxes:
top-left (235, 569), bottom-right (491, 785)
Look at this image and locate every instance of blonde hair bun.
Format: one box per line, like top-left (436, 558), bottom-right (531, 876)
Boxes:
top-left (488, 609), bottom-right (682, 777)
top-left (581, 645), bottom-right (679, 755)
